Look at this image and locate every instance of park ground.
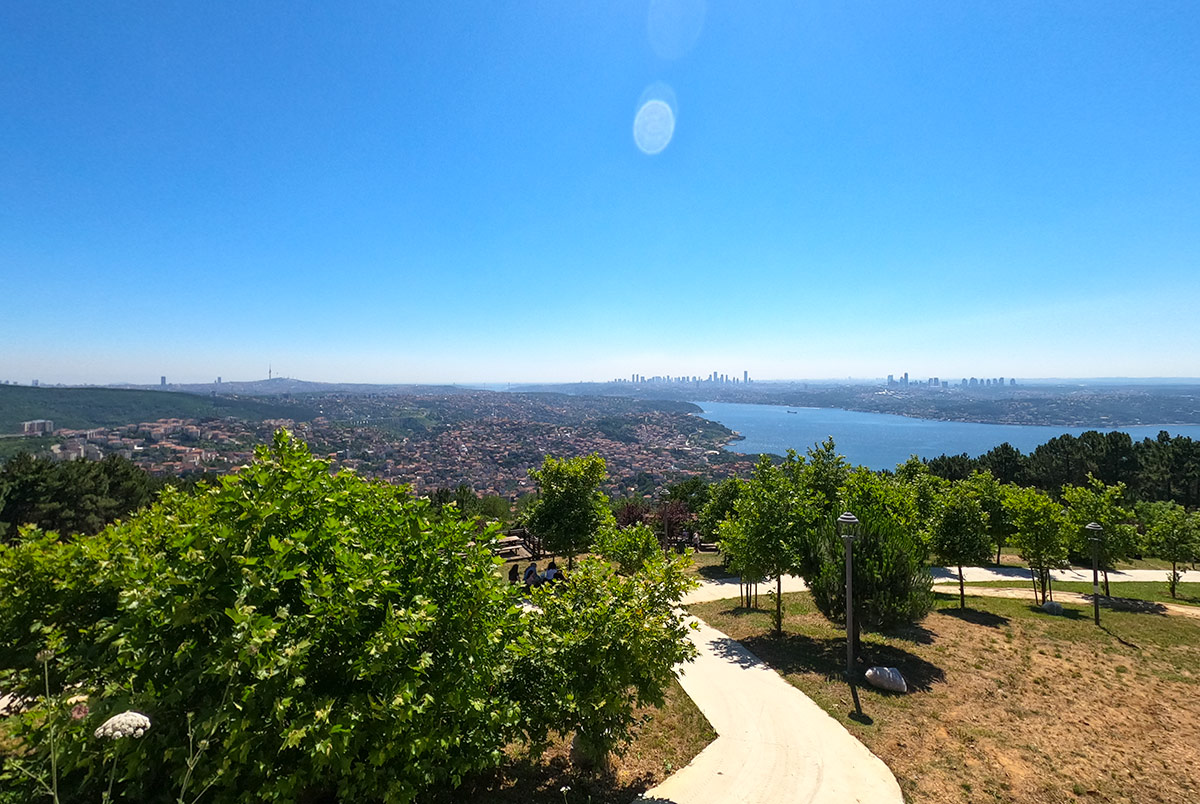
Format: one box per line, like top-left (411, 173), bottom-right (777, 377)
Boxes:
top-left (457, 678), bottom-right (715, 803)
top-left (689, 589), bottom-right (1200, 804)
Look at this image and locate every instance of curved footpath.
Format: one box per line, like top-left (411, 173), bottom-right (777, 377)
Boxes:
top-left (641, 615), bottom-right (903, 804)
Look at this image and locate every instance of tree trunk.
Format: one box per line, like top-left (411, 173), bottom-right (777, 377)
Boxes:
top-left (996, 540), bottom-right (1003, 567)
top-left (1030, 566), bottom-right (1041, 604)
top-left (958, 565), bottom-right (966, 609)
top-left (1103, 568), bottom-right (1110, 597)
top-left (1046, 570), bottom-right (1054, 602)
top-left (774, 575), bottom-right (783, 636)
top-left (1171, 561), bottom-right (1178, 598)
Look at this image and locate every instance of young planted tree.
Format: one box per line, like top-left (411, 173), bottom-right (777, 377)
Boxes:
top-left (1004, 485), bottom-right (1071, 604)
top-left (1061, 475), bottom-right (1138, 595)
top-left (525, 453), bottom-right (615, 568)
top-left (930, 484), bottom-right (992, 608)
top-left (960, 469), bottom-right (1015, 565)
top-left (797, 437), bottom-right (850, 519)
top-left (1145, 502), bottom-right (1199, 598)
top-left (718, 455), bottom-right (814, 634)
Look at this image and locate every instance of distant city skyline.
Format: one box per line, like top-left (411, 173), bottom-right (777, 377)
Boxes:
top-left (3, 4), bottom-right (1198, 384)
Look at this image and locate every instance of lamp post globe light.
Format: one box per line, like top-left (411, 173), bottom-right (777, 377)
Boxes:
top-left (1086, 522), bottom-right (1103, 626)
top-left (837, 512), bottom-right (861, 714)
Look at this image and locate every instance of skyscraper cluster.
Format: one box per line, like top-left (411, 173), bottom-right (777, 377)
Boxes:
top-left (614, 371), bottom-right (751, 385)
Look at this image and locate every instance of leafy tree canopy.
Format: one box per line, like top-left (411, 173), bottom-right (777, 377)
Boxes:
top-left (0, 452), bottom-right (163, 542)
top-left (525, 453), bottom-right (615, 565)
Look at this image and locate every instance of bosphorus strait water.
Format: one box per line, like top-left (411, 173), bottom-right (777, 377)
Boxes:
top-left (693, 401), bottom-right (1200, 471)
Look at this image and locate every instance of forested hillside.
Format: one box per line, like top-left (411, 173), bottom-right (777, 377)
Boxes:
top-left (0, 386), bottom-right (312, 432)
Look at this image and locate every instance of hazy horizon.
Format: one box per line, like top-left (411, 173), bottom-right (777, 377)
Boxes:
top-left (4, 3), bottom-right (1198, 384)
top-left (10, 373), bottom-right (1200, 390)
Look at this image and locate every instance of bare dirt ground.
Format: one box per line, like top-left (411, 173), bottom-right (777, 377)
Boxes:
top-left (689, 591), bottom-right (1200, 804)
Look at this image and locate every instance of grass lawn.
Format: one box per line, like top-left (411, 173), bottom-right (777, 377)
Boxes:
top-left (459, 678), bottom-right (716, 803)
top-left (689, 590), bottom-right (1200, 804)
top-left (685, 549), bottom-right (730, 579)
top-left (961, 580), bottom-right (1200, 608)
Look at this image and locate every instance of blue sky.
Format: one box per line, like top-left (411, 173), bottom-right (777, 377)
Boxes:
top-left (3, 1), bottom-right (1198, 384)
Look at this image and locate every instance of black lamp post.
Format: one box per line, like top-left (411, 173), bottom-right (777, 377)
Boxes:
top-left (837, 512), bottom-right (861, 715)
top-left (1086, 522), bottom-right (1103, 626)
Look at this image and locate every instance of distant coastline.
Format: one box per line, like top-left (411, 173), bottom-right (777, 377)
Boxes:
top-left (690, 401), bottom-right (1200, 471)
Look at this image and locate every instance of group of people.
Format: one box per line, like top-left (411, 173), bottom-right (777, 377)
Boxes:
top-left (508, 559), bottom-right (566, 588)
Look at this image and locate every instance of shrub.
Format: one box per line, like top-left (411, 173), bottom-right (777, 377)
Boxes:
top-left (0, 432), bottom-right (523, 803)
top-left (804, 470), bottom-right (933, 650)
top-left (594, 522), bottom-right (660, 575)
top-left (510, 552), bottom-right (697, 765)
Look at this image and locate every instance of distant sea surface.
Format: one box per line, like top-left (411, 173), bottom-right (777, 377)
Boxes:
top-left (692, 402), bottom-right (1200, 471)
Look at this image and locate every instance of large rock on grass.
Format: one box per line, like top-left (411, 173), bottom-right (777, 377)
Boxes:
top-left (1041, 600), bottom-right (1064, 615)
top-left (865, 666), bottom-right (907, 693)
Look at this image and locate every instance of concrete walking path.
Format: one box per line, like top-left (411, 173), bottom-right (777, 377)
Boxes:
top-left (683, 565), bottom-right (1179, 606)
top-left (933, 565), bottom-right (1176, 584)
top-left (641, 616), bottom-right (903, 804)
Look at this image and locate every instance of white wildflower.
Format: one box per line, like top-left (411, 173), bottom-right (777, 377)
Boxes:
top-left (94, 711), bottom-right (152, 740)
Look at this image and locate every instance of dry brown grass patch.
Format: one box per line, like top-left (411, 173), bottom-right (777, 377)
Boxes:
top-left (689, 590), bottom-right (1200, 804)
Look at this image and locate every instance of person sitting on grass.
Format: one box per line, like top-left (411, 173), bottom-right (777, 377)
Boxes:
top-left (508, 563), bottom-right (520, 584)
top-left (543, 560), bottom-right (564, 584)
top-left (523, 562), bottom-right (541, 588)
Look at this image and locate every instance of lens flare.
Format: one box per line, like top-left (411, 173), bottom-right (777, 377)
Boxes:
top-left (633, 99), bottom-right (675, 155)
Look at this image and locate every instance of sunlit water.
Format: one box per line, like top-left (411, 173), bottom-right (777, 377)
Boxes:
top-left (692, 401), bottom-right (1200, 471)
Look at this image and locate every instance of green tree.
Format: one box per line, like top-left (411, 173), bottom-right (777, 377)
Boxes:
top-left (477, 494), bottom-right (512, 523)
top-left (697, 476), bottom-right (743, 540)
top-left (961, 470), bottom-right (1016, 565)
top-left (896, 456), bottom-right (950, 545)
top-left (978, 442), bottom-right (1026, 485)
top-left (0, 453), bottom-right (160, 542)
top-left (1061, 476), bottom-right (1138, 595)
top-left (803, 469), bottom-right (933, 655)
top-left (594, 522), bottom-right (661, 576)
top-left (798, 437), bottom-right (850, 518)
top-left (1005, 485), bottom-right (1070, 604)
top-left (453, 482), bottom-right (480, 517)
top-left (718, 455), bottom-right (814, 634)
top-left (1145, 503), bottom-right (1199, 598)
top-left (662, 475), bottom-right (710, 514)
top-left (525, 454), bottom-right (614, 568)
top-left (930, 484), bottom-right (992, 608)
top-left (0, 431), bottom-right (523, 803)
